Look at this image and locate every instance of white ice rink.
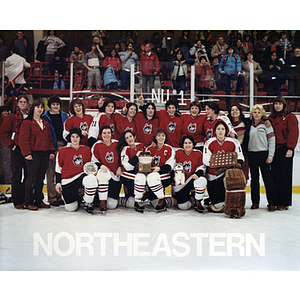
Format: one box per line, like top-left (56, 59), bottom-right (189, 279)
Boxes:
top-left (1, 193), bottom-right (300, 299)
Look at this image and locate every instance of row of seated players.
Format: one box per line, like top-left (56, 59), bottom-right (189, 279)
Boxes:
top-left (57, 95), bottom-right (242, 213)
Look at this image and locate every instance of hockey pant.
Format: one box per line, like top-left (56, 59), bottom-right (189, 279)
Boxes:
top-left (174, 176), bottom-right (207, 210)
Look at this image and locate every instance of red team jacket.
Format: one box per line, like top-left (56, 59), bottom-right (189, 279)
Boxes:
top-left (139, 51), bottom-right (160, 76)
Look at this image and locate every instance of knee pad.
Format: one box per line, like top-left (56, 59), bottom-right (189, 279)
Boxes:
top-left (96, 169), bottom-right (112, 184)
top-left (194, 176), bottom-right (207, 189)
top-left (82, 174), bottom-right (98, 188)
top-left (107, 197), bottom-right (118, 209)
top-left (178, 201), bottom-right (192, 210)
top-left (64, 201), bottom-right (78, 212)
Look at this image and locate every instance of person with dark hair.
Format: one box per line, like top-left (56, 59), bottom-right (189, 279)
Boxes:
top-left (5, 46), bottom-right (30, 87)
top-left (42, 95), bottom-right (69, 206)
top-left (10, 30), bottom-right (33, 62)
top-left (139, 43), bottom-right (160, 94)
top-left (243, 104), bottom-right (277, 211)
top-left (89, 125), bottom-right (122, 213)
top-left (42, 30), bottom-right (65, 63)
top-left (19, 100), bottom-right (55, 211)
top-left (254, 32), bottom-right (270, 65)
top-left (218, 46), bottom-right (244, 109)
top-left (119, 41), bottom-right (139, 90)
top-left (69, 45), bottom-right (85, 84)
top-left (83, 42), bottom-right (105, 90)
top-left (278, 32), bottom-right (293, 62)
top-left (267, 96), bottom-right (299, 210)
top-left (49, 51), bottom-right (67, 89)
top-left (0, 95), bottom-right (29, 209)
top-left (263, 51), bottom-right (284, 96)
top-left (203, 101), bottom-right (236, 141)
top-left (102, 48), bottom-right (122, 87)
top-left (55, 127), bottom-right (95, 213)
top-left (243, 34), bottom-right (254, 53)
top-left (177, 31), bottom-right (191, 59)
top-left (203, 120), bottom-right (244, 213)
top-left (88, 97), bottom-right (117, 147)
top-left (63, 99), bottom-right (93, 146)
top-left (168, 48), bottom-right (194, 100)
top-left (263, 36), bottom-right (284, 64)
top-left (227, 30), bottom-right (242, 48)
top-left (173, 135), bottom-right (207, 212)
top-left (117, 129), bottom-right (146, 212)
top-left (144, 128), bottom-right (175, 211)
top-left (135, 94), bottom-right (159, 147)
top-left (189, 40), bottom-right (208, 60)
top-left (182, 101), bottom-right (206, 151)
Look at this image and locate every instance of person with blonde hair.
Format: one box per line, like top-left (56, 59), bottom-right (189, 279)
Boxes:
top-left (243, 104), bottom-right (277, 211)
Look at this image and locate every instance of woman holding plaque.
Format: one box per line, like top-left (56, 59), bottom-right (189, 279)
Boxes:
top-left (173, 135), bottom-right (207, 212)
top-left (55, 127), bottom-right (95, 213)
top-left (117, 129), bottom-right (146, 212)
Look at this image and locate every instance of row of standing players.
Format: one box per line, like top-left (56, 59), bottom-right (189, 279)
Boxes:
top-left (0, 93), bottom-right (298, 213)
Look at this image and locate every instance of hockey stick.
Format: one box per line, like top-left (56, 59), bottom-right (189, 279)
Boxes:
top-left (110, 92), bottom-right (130, 103)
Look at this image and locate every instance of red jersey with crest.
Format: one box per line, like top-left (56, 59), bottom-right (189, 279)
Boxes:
top-left (182, 113), bottom-right (206, 146)
top-left (203, 115), bottom-right (236, 141)
top-left (135, 112), bottom-right (159, 147)
top-left (175, 148), bottom-right (205, 181)
top-left (156, 110), bottom-right (183, 148)
top-left (113, 112), bottom-right (136, 139)
top-left (63, 114), bottom-right (93, 146)
top-left (203, 136), bottom-right (244, 180)
top-left (91, 139), bottom-right (120, 175)
top-left (55, 145), bottom-right (91, 184)
top-left (120, 142), bottom-right (145, 173)
top-left (146, 143), bottom-right (175, 169)
top-left (88, 112), bottom-right (116, 141)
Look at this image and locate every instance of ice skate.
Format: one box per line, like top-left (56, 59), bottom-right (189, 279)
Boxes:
top-left (99, 200), bottom-right (107, 214)
top-left (84, 203), bottom-right (94, 214)
top-left (194, 199), bottom-right (205, 213)
top-left (156, 198), bottom-right (167, 213)
top-left (134, 200), bottom-right (145, 213)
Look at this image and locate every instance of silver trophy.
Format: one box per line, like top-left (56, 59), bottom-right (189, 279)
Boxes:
top-left (83, 162), bottom-right (98, 175)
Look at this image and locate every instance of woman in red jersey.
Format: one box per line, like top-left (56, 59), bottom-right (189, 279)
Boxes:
top-left (173, 135), bottom-right (207, 212)
top-left (203, 120), bottom-right (244, 213)
top-left (268, 96), bottom-right (299, 210)
top-left (63, 99), bottom-right (93, 146)
top-left (55, 127), bottom-right (94, 213)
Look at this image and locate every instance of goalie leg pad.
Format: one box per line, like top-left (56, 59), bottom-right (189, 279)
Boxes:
top-left (134, 173), bottom-right (147, 200)
top-left (82, 174), bottom-right (97, 204)
top-left (194, 176), bottom-right (207, 201)
top-left (147, 172), bottom-right (164, 200)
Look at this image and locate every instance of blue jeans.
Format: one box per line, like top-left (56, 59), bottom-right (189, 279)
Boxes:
top-left (53, 71), bottom-right (65, 89)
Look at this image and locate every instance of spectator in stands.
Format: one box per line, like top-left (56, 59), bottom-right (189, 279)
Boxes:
top-left (178, 31), bottom-right (191, 59)
top-left (242, 51), bottom-right (263, 105)
top-left (278, 31), bottom-right (293, 62)
top-left (264, 36), bottom-right (284, 64)
top-left (42, 30), bottom-right (65, 63)
top-left (149, 32), bottom-right (161, 56)
top-left (0, 35), bottom-right (10, 61)
top-left (218, 46), bottom-right (244, 110)
top-left (189, 39), bottom-right (208, 60)
top-left (254, 32), bottom-right (270, 65)
top-left (251, 30), bottom-right (258, 49)
top-left (227, 30), bottom-right (242, 47)
top-left (168, 48), bottom-right (194, 102)
top-left (5, 47), bottom-right (30, 88)
top-left (57, 33), bottom-right (70, 58)
top-left (103, 48), bottom-right (122, 82)
top-left (113, 42), bottom-right (121, 55)
top-left (42, 95), bottom-right (69, 207)
top-left (160, 30), bottom-right (174, 79)
top-left (263, 51), bottom-right (284, 96)
top-left (235, 39), bottom-right (248, 62)
top-left (69, 45), bottom-right (85, 85)
top-left (92, 34), bottom-right (107, 57)
top-left (119, 41), bottom-right (139, 90)
top-left (139, 43), bottom-right (160, 94)
top-left (0, 95), bottom-right (29, 209)
top-left (196, 30), bottom-right (212, 48)
top-left (195, 55), bottom-right (213, 101)
top-left (243, 33), bottom-right (254, 53)
top-left (19, 100), bottom-right (55, 211)
top-left (211, 35), bottom-right (228, 90)
top-left (49, 51), bottom-right (67, 90)
top-left (0, 106), bottom-right (12, 183)
top-left (285, 46), bottom-right (300, 111)
top-left (83, 42), bottom-right (104, 90)
top-left (10, 31), bottom-right (33, 62)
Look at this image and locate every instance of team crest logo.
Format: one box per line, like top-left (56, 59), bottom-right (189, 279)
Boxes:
top-left (105, 152), bottom-right (114, 163)
top-left (168, 122), bottom-right (176, 133)
top-left (73, 154), bottom-right (83, 167)
top-left (143, 123), bottom-right (152, 135)
top-left (153, 155), bottom-right (160, 167)
top-left (206, 128), bottom-right (213, 139)
top-left (183, 161), bottom-right (191, 173)
top-left (80, 122), bottom-right (88, 132)
top-left (188, 123), bottom-right (196, 133)
top-left (110, 124), bottom-right (115, 134)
